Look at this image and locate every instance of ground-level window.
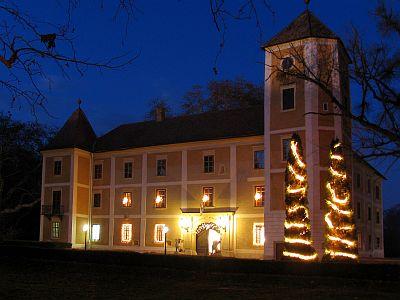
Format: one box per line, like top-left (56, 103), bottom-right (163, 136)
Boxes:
top-left (92, 224), bottom-right (100, 242)
top-left (94, 163), bottom-right (103, 179)
top-left (203, 155), bottom-right (214, 173)
top-left (254, 186), bottom-right (265, 207)
top-left (156, 159), bottom-right (167, 176)
top-left (122, 192), bottom-right (132, 207)
top-left (124, 162), bottom-right (133, 178)
top-left (253, 150), bottom-right (264, 169)
top-left (93, 193), bottom-right (101, 208)
top-left (155, 189), bottom-right (167, 208)
top-left (282, 138), bottom-right (291, 161)
top-left (121, 224), bottom-right (132, 243)
top-left (54, 159), bottom-right (62, 176)
top-left (51, 221), bottom-right (60, 239)
top-left (154, 224), bottom-right (166, 243)
top-left (202, 187), bottom-right (214, 207)
top-left (253, 223), bottom-right (265, 246)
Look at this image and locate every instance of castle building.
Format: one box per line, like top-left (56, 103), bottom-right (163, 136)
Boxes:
top-left (40, 11), bottom-right (384, 259)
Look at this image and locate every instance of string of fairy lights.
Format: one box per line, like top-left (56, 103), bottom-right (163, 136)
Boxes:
top-left (282, 135), bottom-right (358, 262)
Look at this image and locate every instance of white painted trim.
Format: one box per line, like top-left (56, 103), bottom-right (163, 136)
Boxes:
top-left (270, 168), bottom-right (285, 174)
top-left (236, 214), bottom-right (264, 218)
top-left (44, 182), bottom-right (70, 187)
top-left (114, 214), bottom-right (141, 219)
top-left (147, 181), bottom-right (181, 187)
top-left (77, 183), bottom-right (90, 189)
top-left (187, 179), bottom-right (231, 185)
top-left (75, 213), bottom-right (89, 218)
top-left (230, 145), bottom-right (237, 208)
top-left (115, 183), bottom-right (142, 188)
top-left (92, 215), bottom-right (110, 219)
top-left (247, 177), bottom-right (265, 182)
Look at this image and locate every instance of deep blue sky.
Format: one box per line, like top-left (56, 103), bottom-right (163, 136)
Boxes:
top-left (1, 1), bottom-right (398, 208)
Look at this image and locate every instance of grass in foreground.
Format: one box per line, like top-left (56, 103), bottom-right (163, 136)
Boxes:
top-left (0, 256), bottom-right (399, 299)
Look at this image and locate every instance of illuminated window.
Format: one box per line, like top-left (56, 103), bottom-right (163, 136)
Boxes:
top-left (94, 164), bottom-right (103, 179)
top-left (282, 86), bottom-right (295, 111)
top-left (124, 162), bottom-right (133, 178)
top-left (282, 138), bottom-right (291, 161)
top-left (254, 186), bottom-right (265, 207)
top-left (157, 159), bottom-right (167, 176)
top-left (122, 192), bottom-right (132, 207)
top-left (92, 224), bottom-right (100, 242)
top-left (155, 189), bottom-right (166, 208)
top-left (203, 155), bottom-right (214, 173)
top-left (93, 193), bottom-right (101, 208)
top-left (51, 221), bottom-right (60, 239)
top-left (54, 160), bottom-right (62, 176)
top-left (253, 223), bottom-right (265, 246)
top-left (202, 187), bottom-right (214, 207)
top-left (121, 224), bottom-right (132, 243)
top-left (154, 224), bottom-right (165, 243)
top-left (254, 150), bottom-right (264, 169)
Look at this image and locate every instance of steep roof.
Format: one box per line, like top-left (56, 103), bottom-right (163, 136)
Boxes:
top-left (44, 108), bottom-right (97, 151)
top-left (263, 10), bottom-right (339, 48)
top-left (94, 106), bottom-right (264, 152)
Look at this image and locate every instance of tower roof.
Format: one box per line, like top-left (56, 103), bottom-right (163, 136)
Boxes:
top-left (44, 108), bottom-right (96, 151)
top-left (263, 10), bottom-right (339, 48)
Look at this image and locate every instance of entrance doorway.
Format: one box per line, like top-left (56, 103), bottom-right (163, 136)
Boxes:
top-left (196, 223), bottom-right (221, 256)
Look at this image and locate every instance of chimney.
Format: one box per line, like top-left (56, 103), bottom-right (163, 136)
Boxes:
top-left (155, 107), bottom-right (166, 122)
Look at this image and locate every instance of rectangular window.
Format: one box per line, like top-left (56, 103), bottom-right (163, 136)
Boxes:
top-left (156, 159), bottom-right (167, 176)
top-left (376, 237), bottom-right (380, 249)
top-left (253, 223), bottom-right (265, 246)
top-left (253, 150), bottom-right (264, 169)
top-left (124, 162), bottom-right (133, 178)
top-left (154, 224), bottom-right (165, 243)
top-left (155, 189), bottom-right (167, 208)
top-left (94, 164), bottom-right (103, 179)
top-left (375, 186), bottom-right (380, 200)
top-left (122, 192), bottom-right (132, 207)
top-left (51, 221), bottom-right (60, 239)
top-left (357, 202), bottom-right (361, 219)
top-left (282, 138), bottom-right (291, 161)
top-left (93, 193), bottom-right (101, 208)
top-left (202, 187), bottom-right (214, 207)
top-left (254, 186), bottom-right (265, 207)
top-left (356, 173), bottom-right (361, 189)
top-left (376, 210), bottom-right (380, 224)
top-left (92, 224), bottom-right (100, 242)
top-left (368, 206), bottom-right (371, 221)
top-left (52, 190), bottom-right (61, 214)
top-left (54, 160), bottom-right (62, 176)
top-left (121, 224), bottom-right (132, 243)
top-left (367, 179), bottom-right (371, 194)
top-left (282, 86), bottom-right (295, 111)
top-left (203, 155), bottom-right (214, 173)
top-left (322, 102), bottom-right (329, 112)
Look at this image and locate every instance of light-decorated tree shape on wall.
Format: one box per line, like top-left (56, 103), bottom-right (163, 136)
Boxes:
top-left (283, 133), bottom-right (317, 261)
top-left (324, 139), bottom-right (358, 261)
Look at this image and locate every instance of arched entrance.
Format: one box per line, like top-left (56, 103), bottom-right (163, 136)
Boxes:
top-left (196, 223), bottom-right (221, 256)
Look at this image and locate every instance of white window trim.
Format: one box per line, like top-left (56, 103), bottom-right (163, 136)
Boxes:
top-left (121, 223), bottom-right (133, 243)
top-left (93, 191), bottom-right (102, 209)
top-left (322, 102), bottom-right (329, 112)
top-left (253, 223), bottom-right (265, 246)
top-left (280, 135), bottom-right (292, 162)
top-left (51, 187), bottom-right (62, 206)
top-left (155, 188), bottom-right (167, 209)
top-left (121, 191), bottom-right (133, 208)
top-left (53, 157), bottom-right (62, 176)
top-left (51, 221), bottom-right (61, 239)
top-left (156, 158), bottom-right (167, 177)
top-left (203, 154), bottom-right (215, 174)
top-left (280, 84), bottom-right (296, 112)
top-left (253, 149), bottom-right (265, 170)
top-left (202, 186), bottom-right (215, 207)
top-left (94, 161), bottom-right (104, 180)
top-left (123, 160), bottom-right (133, 179)
top-left (154, 224), bottom-right (166, 243)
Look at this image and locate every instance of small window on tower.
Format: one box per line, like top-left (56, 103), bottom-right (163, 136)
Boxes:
top-left (282, 86), bottom-right (295, 111)
top-left (204, 155), bottom-right (214, 173)
top-left (323, 102), bottom-right (329, 112)
top-left (157, 159), bottom-right (167, 176)
top-left (93, 193), bottom-right (101, 208)
top-left (254, 150), bottom-right (264, 169)
top-left (282, 138), bottom-right (291, 161)
top-left (124, 162), bottom-right (133, 178)
top-left (94, 164), bottom-right (103, 179)
top-left (54, 160), bottom-right (62, 176)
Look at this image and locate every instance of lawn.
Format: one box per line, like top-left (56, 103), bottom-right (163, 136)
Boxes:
top-left (0, 253), bottom-right (399, 299)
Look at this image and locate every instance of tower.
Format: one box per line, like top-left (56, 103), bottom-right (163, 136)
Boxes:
top-left (262, 10), bottom-right (351, 259)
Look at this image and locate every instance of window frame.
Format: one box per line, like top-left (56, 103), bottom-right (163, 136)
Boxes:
top-left (155, 188), bottom-right (167, 208)
top-left (253, 223), bottom-right (265, 246)
top-left (123, 161), bottom-right (133, 179)
top-left (253, 150), bottom-right (265, 170)
top-left (94, 163), bottom-right (103, 180)
top-left (203, 155), bottom-right (215, 174)
top-left (121, 223), bottom-right (133, 243)
top-left (156, 158), bottom-right (167, 177)
top-left (93, 192), bottom-right (102, 208)
top-left (53, 158), bottom-right (62, 176)
top-left (322, 102), bottom-right (329, 112)
top-left (202, 186), bottom-right (214, 207)
top-left (51, 221), bottom-right (60, 239)
top-left (154, 224), bottom-right (166, 243)
top-left (122, 191), bottom-right (132, 208)
top-left (281, 137), bottom-right (292, 162)
top-left (281, 84), bottom-right (296, 112)
top-left (254, 185), bottom-right (265, 207)
top-left (91, 224), bottom-right (101, 242)
top-left (52, 188), bottom-right (62, 214)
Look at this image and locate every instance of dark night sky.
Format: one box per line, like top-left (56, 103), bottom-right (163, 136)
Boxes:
top-left (1, 1), bottom-right (398, 208)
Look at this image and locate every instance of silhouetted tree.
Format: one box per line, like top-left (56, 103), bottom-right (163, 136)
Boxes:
top-left (145, 98), bottom-right (172, 121)
top-left (384, 204), bottom-right (400, 258)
